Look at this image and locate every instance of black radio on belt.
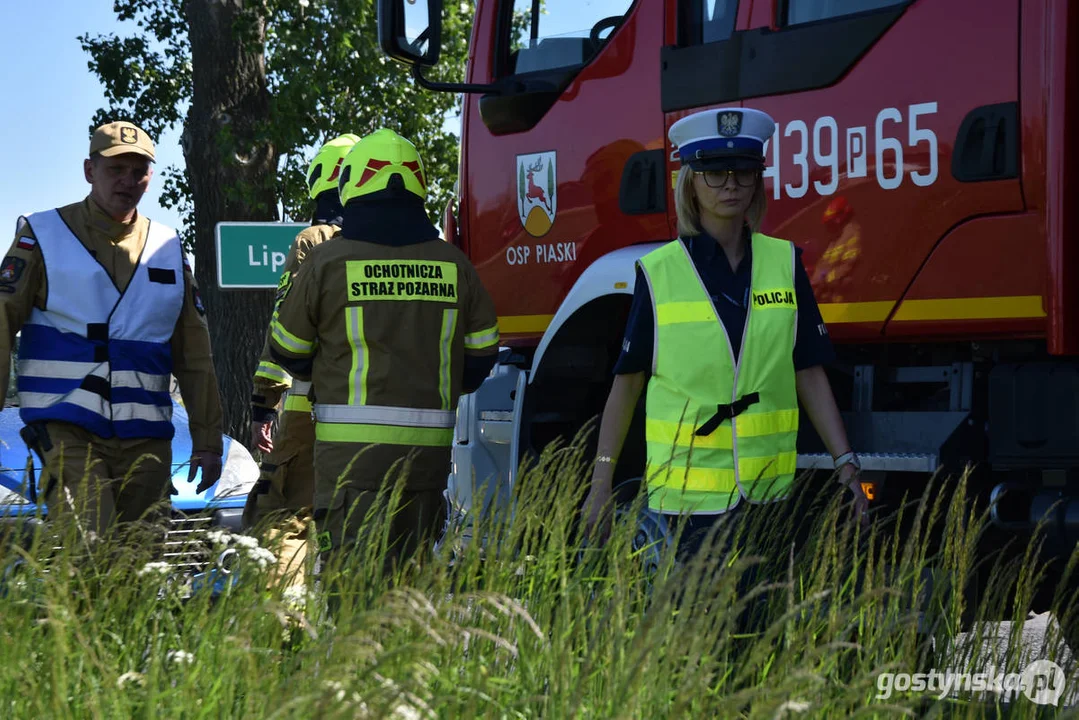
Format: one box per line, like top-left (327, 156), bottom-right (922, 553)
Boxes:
top-left (19, 423), bottom-right (53, 458)
top-left (18, 423), bottom-right (53, 504)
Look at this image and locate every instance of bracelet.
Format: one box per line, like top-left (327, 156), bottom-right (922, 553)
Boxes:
top-left (833, 451), bottom-right (861, 481)
top-left (833, 451), bottom-right (855, 468)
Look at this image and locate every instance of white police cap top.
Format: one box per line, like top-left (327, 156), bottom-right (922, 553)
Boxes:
top-left (669, 107), bottom-right (776, 167)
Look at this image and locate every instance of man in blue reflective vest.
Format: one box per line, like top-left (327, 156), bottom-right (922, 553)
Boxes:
top-left (0, 121), bottom-right (224, 538)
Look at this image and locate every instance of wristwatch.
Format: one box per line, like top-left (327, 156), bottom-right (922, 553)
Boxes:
top-left (833, 450), bottom-right (861, 475)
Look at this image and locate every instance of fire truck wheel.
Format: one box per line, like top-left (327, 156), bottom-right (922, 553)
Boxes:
top-left (611, 477), bottom-right (676, 580)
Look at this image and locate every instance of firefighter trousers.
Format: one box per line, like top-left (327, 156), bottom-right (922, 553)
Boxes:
top-left (242, 407), bottom-right (316, 588)
top-left (312, 440), bottom-right (449, 579)
top-left (35, 421), bottom-right (173, 538)
top-left (242, 407), bottom-right (317, 528)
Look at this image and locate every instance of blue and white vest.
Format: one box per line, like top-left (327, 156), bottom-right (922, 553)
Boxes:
top-left (16, 209), bottom-right (186, 440)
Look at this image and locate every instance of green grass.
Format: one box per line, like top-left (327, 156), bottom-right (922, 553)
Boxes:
top-left (0, 436), bottom-right (1077, 719)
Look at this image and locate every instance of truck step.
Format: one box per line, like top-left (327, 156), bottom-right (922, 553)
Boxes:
top-left (797, 452), bottom-right (939, 473)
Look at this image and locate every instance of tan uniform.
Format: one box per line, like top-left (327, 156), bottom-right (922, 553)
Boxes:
top-left (243, 223), bottom-right (338, 587)
top-left (1, 197), bottom-right (223, 533)
top-left (269, 237), bottom-right (499, 572)
top-left (245, 224), bottom-right (339, 522)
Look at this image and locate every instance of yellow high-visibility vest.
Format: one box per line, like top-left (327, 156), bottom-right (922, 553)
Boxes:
top-left (637, 232), bottom-right (799, 514)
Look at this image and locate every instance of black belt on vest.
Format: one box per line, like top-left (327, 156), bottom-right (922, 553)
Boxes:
top-left (694, 392), bottom-right (760, 436)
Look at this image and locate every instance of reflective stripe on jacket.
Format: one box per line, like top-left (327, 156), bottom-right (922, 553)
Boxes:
top-left (268, 237), bottom-right (500, 452)
top-left (283, 379), bottom-right (313, 414)
top-left (313, 402), bottom-right (455, 446)
top-left (638, 232), bottom-right (799, 515)
top-left (16, 208), bottom-right (184, 439)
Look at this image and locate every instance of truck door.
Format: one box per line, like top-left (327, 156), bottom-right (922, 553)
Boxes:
top-left (660, 0), bottom-right (1032, 344)
top-left (463, 0), bottom-right (672, 345)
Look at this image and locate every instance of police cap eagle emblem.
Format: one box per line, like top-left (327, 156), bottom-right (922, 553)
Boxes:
top-left (120, 127), bottom-right (138, 144)
top-left (718, 111), bottom-right (742, 138)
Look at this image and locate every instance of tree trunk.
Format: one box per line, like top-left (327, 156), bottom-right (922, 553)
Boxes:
top-left (183, 0), bottom-right (279, 439)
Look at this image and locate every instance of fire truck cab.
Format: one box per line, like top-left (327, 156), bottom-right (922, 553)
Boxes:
top-left (377, 0), bottom-right (1078, 609)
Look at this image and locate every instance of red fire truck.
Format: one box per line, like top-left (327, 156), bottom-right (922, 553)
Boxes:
top-left (377, 0), bottom-right (1077, 612)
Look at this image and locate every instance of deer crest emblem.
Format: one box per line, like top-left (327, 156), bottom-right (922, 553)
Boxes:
top-left (516, 152), bottom-right (557, 238)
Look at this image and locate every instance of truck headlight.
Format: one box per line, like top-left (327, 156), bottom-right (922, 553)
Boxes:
top-left (0, 485), bottom-right (31, 505)
top-left (211, 441), bottom-right (259, 500)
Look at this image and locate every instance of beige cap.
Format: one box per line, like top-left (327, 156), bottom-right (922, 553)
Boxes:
top-left (89, 121), bottom-right (156, 162)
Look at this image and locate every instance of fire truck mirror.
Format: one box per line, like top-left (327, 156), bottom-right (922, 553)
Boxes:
top-left (378, 0), bottom-right (443, 67)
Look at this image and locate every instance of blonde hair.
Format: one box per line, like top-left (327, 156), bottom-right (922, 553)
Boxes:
top-left (674, 164), bottom-right (767, 237)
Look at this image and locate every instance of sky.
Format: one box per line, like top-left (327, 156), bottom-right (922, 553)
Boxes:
top-left (0, 0), bottom-right (611, 241)
top-left (0, 0), bottom-right (472, 238)
top-left (0, 0), bottom-right (185, 235)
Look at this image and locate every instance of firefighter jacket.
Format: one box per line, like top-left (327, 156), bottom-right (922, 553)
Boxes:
top-left (251, 223), bottom-right (340, 421)
top-left (638, 232), bottom-right (798, 515)
top-left (0, 197), bottom-right (224, 452)
top-left (268, 236), bottom-right (500, 448)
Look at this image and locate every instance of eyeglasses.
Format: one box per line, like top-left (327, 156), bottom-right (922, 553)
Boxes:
top-left (695, 169), bottom-right (759, 188)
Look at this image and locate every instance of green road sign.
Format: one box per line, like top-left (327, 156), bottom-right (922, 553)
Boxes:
top-left (215, 222), bottom-right (309, 289)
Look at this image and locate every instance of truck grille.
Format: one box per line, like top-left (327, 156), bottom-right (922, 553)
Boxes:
top-left (10, 512), bottom-right (227, 576)
top-left (163, 513), bottom-right (216, 572)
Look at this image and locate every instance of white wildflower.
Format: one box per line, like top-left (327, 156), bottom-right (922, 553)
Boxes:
top-left (392, 704), bottom-right (424, 720)
top-left (166, 650), bottom-right (194, 665)
top-left (299, 0), bottom-right (310, 7)
top-left (282, 585), bottom-right (307, 608)
top-left (775, 700), bottom-right (811, 717)
top-left (117, 671), bottom-right (144, 688)
top-left (205, 529), bottom-right (268, 555)
top-left (374, 674), bottom-right (435, 719)
top-left (232, 535), bottom-right (260, 550)
top-left (245, 546), bottom-right (277, 570)
top-left (323, 680), bottom-right (346, 702)
top-left (205, 529), bottom-right (231, 546)
top-left (138, 561), bottom-right (172, 578)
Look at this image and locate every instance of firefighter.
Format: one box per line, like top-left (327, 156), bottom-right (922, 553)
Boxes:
top-left (583, 107), bottom-right (869, 554)
top-left (814, 195), bottom-right (862, 302)
top-left (0, 120), bottom-right (224, 539)
top-left (268, 128), bottom-right (500, 578)
top-left (243, 133), bottom-right (361, 586)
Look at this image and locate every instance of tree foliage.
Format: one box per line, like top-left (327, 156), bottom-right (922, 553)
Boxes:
top-left (79, 0), bottom-right (474, 242)
top-left (78, 0), bottom-right (474, 435)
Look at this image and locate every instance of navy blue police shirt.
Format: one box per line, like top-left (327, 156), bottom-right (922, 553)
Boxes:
top-left (613, 231), bottom-right (835, 375)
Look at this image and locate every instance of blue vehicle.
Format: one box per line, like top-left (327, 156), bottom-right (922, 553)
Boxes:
top-left (0, 359), bottom-right (261, 593)
top-left (0, 398), bottom-right (260, 524)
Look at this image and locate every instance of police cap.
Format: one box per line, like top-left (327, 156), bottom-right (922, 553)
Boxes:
top-left (89, 121), bottom-right (156, 162)
top-left (669, 107), bottom-right (775, 171)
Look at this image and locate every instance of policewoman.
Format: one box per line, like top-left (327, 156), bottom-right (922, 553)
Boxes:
top-left (583, 107), bottom-right (868, 552)
top-left (268, 129), bottom-right (500, 578)
top-left (244, 133), bottom-right (360, 586)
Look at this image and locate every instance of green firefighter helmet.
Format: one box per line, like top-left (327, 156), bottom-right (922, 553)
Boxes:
top-left (338, 128), bottom-right (427, 204)
top-left (306, 133), bottom-right (362, 200)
